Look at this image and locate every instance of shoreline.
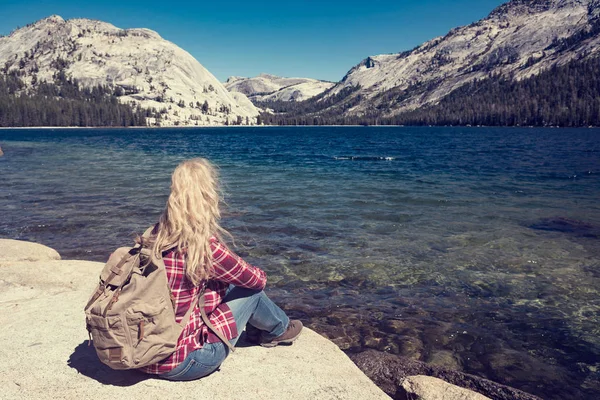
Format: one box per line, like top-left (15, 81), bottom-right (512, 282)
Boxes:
top-left (1, 125), bottom-right (599, 130)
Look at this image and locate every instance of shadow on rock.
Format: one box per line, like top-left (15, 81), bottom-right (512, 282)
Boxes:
top-left (349, 349), bottom-right (542, 400)
top-left (68, 341), bottom-right (151, 386)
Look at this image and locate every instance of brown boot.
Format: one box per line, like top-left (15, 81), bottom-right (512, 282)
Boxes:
top-left (260, 320), bottom-right (303, 347)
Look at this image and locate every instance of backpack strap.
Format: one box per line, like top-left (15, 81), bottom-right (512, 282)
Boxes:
top-left (97, 225), bottom-right (155, 289)
top-left (198, 293), bottom-right (236, 353)
top-left (84, 247), bottom-right (141, 311)
top-left (85, 225), bottom-right (156, 312)
top-left (178, 288), bottom-right (202, 329)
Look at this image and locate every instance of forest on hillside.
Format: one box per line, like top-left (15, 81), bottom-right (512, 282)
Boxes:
top-left (0, 72), bottom-right (148, 127)
top-left (259, 55), bottom-right (600, 127)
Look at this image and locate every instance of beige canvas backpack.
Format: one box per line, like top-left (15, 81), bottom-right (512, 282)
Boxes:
top-left (84, 227), bottom-right (234, 370)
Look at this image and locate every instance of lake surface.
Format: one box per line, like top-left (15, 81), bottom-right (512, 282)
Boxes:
top-left (1, 126), bottom-right (599, 399)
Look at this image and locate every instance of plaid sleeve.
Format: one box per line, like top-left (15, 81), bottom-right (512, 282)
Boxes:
top-left (210, 239), bottom-right (267, 290)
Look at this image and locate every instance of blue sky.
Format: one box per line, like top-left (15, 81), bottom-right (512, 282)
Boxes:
top-left (0, 0), bottom-right (506, 82)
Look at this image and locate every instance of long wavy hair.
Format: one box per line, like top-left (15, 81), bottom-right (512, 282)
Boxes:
top-left (150, 158), bottom-right (228, 286)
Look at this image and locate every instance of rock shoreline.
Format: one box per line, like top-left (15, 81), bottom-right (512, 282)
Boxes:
top-left (0, 239), bottom-right (519, 399)
top-left (350, 350), bottom-right (541, 400)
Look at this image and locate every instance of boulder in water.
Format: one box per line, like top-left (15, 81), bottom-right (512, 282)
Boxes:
top-left (349, 349), bottom-right (541, 400)
top-left (402, 375), bottom-right (491, 400)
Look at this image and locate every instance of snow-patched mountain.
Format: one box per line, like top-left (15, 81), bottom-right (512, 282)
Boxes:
top-left (225, 74), bottom-right (334, 102)
top-left (0, 15), bottom-right (258, 126)
top-left (322, 0), bottom-right (600, 117)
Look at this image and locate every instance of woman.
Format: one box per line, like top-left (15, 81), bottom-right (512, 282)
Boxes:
top-left (140, 158), bottom-right (302, 381)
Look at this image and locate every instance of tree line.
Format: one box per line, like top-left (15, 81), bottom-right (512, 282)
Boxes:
top-left (0, 73), bottom-right (148, 127)
top-left (3, 52), bottom-right (598, 128)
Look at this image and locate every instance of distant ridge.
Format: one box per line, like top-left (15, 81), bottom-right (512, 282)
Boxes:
top-left (225, 74), bottom-right (334, 102)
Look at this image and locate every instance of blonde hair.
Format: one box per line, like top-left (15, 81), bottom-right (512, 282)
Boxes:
top-left (151, 158), bottom-right (228, 286)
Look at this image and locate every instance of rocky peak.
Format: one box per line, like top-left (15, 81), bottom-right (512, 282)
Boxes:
top-left (225, 76), bottom-right (245, 84)
top-left (38, 15), bottom-right (65, 25)
top-left (318, 0), bottom-right (598, 119)
top-left (0, 15), bottom-right (258, 126)
top-left (490, 0), bottom-right (589, 17)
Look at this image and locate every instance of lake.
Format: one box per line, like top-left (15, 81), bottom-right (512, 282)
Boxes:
top-left (1, 126), bottom-right (599, 399)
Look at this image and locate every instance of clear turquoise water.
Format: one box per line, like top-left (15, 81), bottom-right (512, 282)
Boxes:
top-left (1, 126), bottom-right (599, 398)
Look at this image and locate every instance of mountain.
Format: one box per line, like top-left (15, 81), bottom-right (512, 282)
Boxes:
top-left (0, 15), bottom-right (258, 127)
top-left (262, 0), bottom-right (600, 125)
top-left (225, 73), bottom-right (335, 102)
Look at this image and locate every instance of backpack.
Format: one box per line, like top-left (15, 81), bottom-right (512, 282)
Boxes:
top-left (84, 227), bottom-right (235, 370)
top-left (84, 227), bottom-right (195, 369)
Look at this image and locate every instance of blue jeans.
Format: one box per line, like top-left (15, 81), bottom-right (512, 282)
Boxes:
top-left (159, 286), bottom-right (289, 381)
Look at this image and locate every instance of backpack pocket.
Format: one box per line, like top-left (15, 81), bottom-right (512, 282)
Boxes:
top-left (125, 297), bottom-right (181, 367)
top-left (86, 313), bottom-right (132, 368)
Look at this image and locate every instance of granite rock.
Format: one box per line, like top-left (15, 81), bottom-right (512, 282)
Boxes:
top-left (0, 240), bottom-right (389, 400)
top-left (402, 375), bottom-right (491, 400)
top-left (0, 238), bottom-right (60, 263)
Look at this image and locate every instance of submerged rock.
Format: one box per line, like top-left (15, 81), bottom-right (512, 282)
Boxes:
top-left (349, 349), bottom-right (541, 400)
top-left (529, 217), bottom-right (600, 238)
top-left (426, 350), bottom-right (462, 371)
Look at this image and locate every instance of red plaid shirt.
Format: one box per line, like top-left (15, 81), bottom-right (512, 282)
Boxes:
top-left (141, 237), bottom-right (267, 374)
